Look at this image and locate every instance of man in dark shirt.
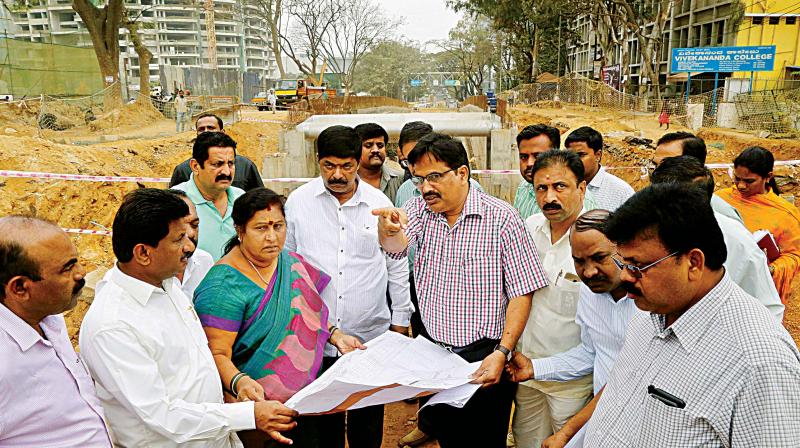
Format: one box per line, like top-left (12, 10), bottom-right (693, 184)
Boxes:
top-left (168, 113), bottom-right (265, 191)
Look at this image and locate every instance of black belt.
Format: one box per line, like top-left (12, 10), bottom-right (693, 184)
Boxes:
top-left (430, 337), bottom-right (499, 362)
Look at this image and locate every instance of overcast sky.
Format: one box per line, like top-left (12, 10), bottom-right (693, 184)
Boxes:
top-left (375, 0), bottom-right (463, 48)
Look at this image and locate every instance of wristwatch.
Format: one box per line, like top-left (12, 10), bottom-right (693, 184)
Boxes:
top-left (494, 343), bottom-right (512, 362)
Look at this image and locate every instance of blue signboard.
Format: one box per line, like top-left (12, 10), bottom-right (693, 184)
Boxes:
top-left (671, 46), bottom-right (776, 73)
top-left (409, 79), bottom-right (423, 87)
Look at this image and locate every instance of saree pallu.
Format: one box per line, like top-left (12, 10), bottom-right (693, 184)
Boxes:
top-left (716, 187), bottom-right (800, 303)
top-left (194, 250), bottom-right (331, 402)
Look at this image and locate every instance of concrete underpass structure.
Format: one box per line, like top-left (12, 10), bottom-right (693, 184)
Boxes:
top-left (263, 112), bottom-right (521, 202)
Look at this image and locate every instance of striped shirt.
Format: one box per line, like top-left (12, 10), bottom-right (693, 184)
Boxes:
top-left (389, 186), bottom-right (548, 346)
top-left (532, 287), bottom-right (642, 394)
top-left (513, 180), bottom-right (598, 219)
top-left (584, 274), bottom-right (800, 447)
top-left (394, 177), bottom-right (483, 208)
top-left (586, 166), bottom-right (635, 211)
top-left (285, 177), bottom-right (413, 356)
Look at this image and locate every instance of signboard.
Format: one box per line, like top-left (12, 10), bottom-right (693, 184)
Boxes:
top-left (444, 79), bottom-right (460, 87)
top-left (602, 65), bottom-right (621, 90)
top-left (409, 79), bottom-right (423, 87)
top-left (671, 46), bottom-right (776, 73)
top-left (592, 60), bottom-right (602, 79)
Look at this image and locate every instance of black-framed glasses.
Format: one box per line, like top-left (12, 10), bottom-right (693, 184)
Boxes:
top-left (611, 251), bottom-right (679, 279)
top-left (411, 168), bottom-right (457, 186)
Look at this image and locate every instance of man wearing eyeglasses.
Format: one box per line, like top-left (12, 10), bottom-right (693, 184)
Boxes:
top-left (373, 133), bottom-right (547, 447)
top-left (512, 150), bottom-right (594, 448)
top-left (284, 125), bottom-right (413, 448)
top-left (579, 183), bottom-right (800, 447)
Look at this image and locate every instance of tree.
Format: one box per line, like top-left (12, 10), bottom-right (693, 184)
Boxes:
top-left (319, 0), bottom-right (399, 96)
top-left (435, 16), bottom-right (498, 96)
top-left (71, 0), bottom-right (124, 107)
top-left (124, 7), bottom-right (153, 100)
top-left (279, 0), bottom-right (342, 79)
top-left (351, 40), bottom-right (426, 98)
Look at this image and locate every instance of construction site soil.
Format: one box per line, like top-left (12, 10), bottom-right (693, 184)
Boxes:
top-left (1, 104), bottom-right (799, 448)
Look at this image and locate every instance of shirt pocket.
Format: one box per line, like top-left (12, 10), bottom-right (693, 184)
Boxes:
top-left (554, 274), bottom-right (582, 316)
top-left (462, 255), bottom-right (491, 295)
top-left (638, 391), bottom-right (703, 447)
top-left (355, 225), bottom-right (379, 259)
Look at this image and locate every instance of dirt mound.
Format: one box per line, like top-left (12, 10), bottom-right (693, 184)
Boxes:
top-left (459, 104), bottom-right (484, 113)
top-left (89, 101), bottom-right (165, 132)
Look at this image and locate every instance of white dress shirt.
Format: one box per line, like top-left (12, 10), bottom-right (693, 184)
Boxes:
top-left (79, 266), bottom-right (254, 448)
top-left (586, 166), bottom-right (635, 211)
top-left (716, 212), bottom-right (784, 321)
top-left (532, 287), bottom-right (643, 394)
top-left (0, 306), bottom-right (110, 447)
top-left (180, 248), bottom-right (215, 300)
top-left (584, 274), bottom-right (800, 447)
top-left (285, 177), bottom-right (413, 356)
top-left (518, 212), bottom-right (593, 398)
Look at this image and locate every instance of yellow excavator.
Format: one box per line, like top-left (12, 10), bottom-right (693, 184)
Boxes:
top-left (274, 60), bottom-right (337, 106)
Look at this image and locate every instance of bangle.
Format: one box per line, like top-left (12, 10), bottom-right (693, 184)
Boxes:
top-left (327, 326), bottom-right (338, 343)
top-left (230, 372), bottom-right (249, 397)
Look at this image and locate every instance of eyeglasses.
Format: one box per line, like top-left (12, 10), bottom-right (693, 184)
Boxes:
top-left (410, 168), bottom-right (458, 186)
top-left (611, 251), bottom-right (679, 279)
top-left (399, 159), bottom-right (409, 169)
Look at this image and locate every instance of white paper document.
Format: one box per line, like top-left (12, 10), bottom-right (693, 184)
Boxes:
top-left (284, 332), bottom-right (482, 414)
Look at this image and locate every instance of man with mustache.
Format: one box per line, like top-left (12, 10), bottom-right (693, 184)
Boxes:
top-left (565, 126), bottom-right (634, 211)
top-left (355, 122), bottom-right (404, 204)
top-left (513, 124), bottom-right (596, 219)
top-left (0, 216), bottom-right (112, 446)
top-left (650, 156), bottom-right (783, 321)
top-left (284, 125), bottom-right (412, 448)
top-left (80, 188), bottom-right (298, 447)
top-left (582, 183), bottom-right (800, 447)
top-left (506, 209), bottom-right (644, 448)
top-left (173, 132), bottom-right (245, 261)
top-left (374, 133), bottom-right (547, 447)
top-left (168, 189), bottom-right (215, 299)
top-left (513, 150), bottom-right (593, 448)
top-left (168, 113), bottom-right (265, 192)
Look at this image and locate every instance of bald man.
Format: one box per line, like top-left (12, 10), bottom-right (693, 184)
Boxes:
top-left (0, 216), bottom-right (111, 446)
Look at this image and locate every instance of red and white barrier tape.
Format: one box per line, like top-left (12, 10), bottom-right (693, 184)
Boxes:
top-left (62, 228), bottom-right (112, 236)
top-left (240, 118), bottom-right (288, 125)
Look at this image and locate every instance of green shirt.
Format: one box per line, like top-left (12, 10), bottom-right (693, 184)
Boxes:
top-left (173, 174), bottom-right (245, 261)
top-left (513, 180), bottom-right (598, 219)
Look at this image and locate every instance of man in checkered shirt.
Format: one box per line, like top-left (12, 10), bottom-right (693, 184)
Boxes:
top-left (583, 183), bottom-right (800, 447)
top-left (373, 133), bottom-right (548, 447)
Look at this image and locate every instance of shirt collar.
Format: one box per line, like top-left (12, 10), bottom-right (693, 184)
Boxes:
top-left (536, 207), bottom-right (588, 246)
top-left (312, 176), bottom-right (368, 206)
top-left (649, 271), bottom-right (733, 353)
top-left (110, 265), bottom-right (169, 307)
top-left (186, 174), bottom-right (237, 207)
top-left (588, 165), bottom-right (607, 190)
top-left (0, 303), bottom-right (51, 352)
top-left (381, 165), bottom-right (400, 187)
top-left (461, 185), bottom-right (485, 217)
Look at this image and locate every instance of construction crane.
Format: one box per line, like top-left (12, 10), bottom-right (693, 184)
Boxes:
top-left (205, 0), bottom-right (217, 69)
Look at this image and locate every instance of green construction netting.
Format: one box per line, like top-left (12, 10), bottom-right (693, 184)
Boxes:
top-left (0, 37), bottom-right (103, 97)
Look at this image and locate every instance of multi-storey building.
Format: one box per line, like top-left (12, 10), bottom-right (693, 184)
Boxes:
top-left (2, 0), bottom-right (276, 88)
top-left (567, 0), bottom-right (743, 89)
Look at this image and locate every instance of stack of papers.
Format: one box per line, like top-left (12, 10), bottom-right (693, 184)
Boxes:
top-left (285, 332), bottom-right (482, 414)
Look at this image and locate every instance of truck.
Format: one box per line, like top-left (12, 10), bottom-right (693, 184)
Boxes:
top-left (274, 79), bottom-right (337, 105)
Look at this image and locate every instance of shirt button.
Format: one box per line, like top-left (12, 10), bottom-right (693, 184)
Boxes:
top-left (340, 249), bottom-right (344, 253)
top-left (341, 227), bottom-right (345, 231)
top-left (339, 272), bottom-right (342, 275)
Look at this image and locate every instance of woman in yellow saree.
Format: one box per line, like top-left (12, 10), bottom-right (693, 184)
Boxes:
top-left (717, 146), bottom-right (800, 304)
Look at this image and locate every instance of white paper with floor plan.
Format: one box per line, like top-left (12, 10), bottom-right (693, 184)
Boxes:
top-left (284, 331), bottom-right (482, 414)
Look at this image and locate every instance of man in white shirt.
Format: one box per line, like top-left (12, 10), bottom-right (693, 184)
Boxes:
top-left (175, 90), bottom-right (188, 132)
top-left (584, 183), bottom-right (800, 447)
top-left (565, 126), bottom-right (634, 211)
top-left (285, 125), bottom-right (413, 448)
top-left (650, 156), bottom-right (784, 321)
top-left (652, 131), bottom-right (744, 223)
top-left (0, 217), bottom-right (111, 447)
top-left (514, 150), bottom-right (593, 448)
top-left (168, 189), bottom-right (215, 299)
top-left (80, 188), bottom-right (297, 447)
top-left (507, 210), bottom-right (644, 448)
